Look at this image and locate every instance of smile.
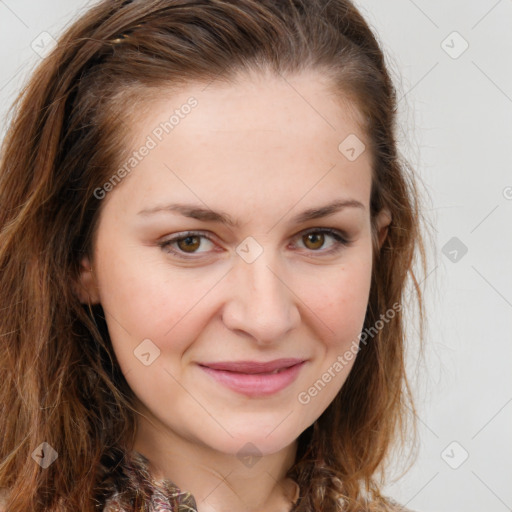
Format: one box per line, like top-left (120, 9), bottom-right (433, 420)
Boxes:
top-left (197, 360), bottom-right (306, 397)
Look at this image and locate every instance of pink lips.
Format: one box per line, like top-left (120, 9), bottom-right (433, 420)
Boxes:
top-left (198, 358), bottom-right (305, 397)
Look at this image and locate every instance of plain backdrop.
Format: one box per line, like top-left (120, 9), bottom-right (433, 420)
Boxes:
top-left (1, 1), bottom-right (511, 511)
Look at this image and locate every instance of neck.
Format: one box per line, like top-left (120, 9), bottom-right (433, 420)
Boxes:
top-left (131, 413), bottom-right (300, 512)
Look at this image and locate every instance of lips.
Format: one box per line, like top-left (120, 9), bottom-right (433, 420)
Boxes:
top-left (197, 358), bottom-right (306, 397)
top-left (198, 358), bottom-right (304, 374)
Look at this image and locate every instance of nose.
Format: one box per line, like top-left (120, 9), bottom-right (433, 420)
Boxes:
top-left (221, 250), bottom-right (301, 344)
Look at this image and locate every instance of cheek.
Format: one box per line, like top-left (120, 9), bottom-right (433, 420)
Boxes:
top-left (93, 235), bottom-right (215, 359)
top-left (306, 252), bottom-right (373, 348)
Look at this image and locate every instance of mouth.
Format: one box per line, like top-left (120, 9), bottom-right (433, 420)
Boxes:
top-left (197, 359), bottom-right (306, 397)
top-left (198, 358), bottom-right (305, 374)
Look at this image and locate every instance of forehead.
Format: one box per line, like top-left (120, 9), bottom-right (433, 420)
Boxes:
top-left (139, 68), bottom-right (366, 139)
top-left (105, 69), bottom-right (373, 217)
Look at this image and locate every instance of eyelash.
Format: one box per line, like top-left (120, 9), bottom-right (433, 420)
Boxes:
top-left (157, 228), bottom-right (350, 260)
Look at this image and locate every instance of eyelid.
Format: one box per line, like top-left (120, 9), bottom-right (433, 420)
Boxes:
top-left (158, 227), bottom-right (351, 259)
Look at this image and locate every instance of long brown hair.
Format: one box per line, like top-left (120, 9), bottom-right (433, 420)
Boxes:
top-left (0, 0), bottom-right (428, 510)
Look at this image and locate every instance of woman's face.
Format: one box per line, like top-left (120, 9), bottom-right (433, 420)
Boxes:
top-left (78, 70), bottom-right (390, 458)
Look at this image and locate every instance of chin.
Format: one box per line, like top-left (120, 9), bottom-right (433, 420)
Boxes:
top-left (200, 425), bottom-right (300, 458)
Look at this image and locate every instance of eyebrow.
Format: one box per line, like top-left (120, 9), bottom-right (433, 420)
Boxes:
top-left (137, 199), bottom-right (365, 227)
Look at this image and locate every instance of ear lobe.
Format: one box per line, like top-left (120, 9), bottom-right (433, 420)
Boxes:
top-left (74, 255), bottom-right (100, 304)
top-left (375, 208), bottom-right (392, 249)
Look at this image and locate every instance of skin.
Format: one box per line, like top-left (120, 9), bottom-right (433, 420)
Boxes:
top-left (77, 69), bottom-right (391, 512)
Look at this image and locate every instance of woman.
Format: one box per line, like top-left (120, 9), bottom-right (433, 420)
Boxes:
top-left (0, 0), bottom-right (427, 510)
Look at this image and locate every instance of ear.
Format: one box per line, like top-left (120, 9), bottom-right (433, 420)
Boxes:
top-left (375, 208), bottom-right (392, 249)
top-left (74, 255), bottom-right (101, 304)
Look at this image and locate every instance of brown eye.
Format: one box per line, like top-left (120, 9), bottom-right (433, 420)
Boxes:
top-left (159, 232), bottom-right (216, 258)
top-left (302, 232), bottom-right (325, 250)
top-left (176, 235), bottom-right (201, 253)
top-left (159, 228), bottom-right (348, 261)
top-left (295, 228), bottom-right (349, 256)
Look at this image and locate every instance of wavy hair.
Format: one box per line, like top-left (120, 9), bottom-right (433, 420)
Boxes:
top-left (0, 0), bottom-right (427, 510)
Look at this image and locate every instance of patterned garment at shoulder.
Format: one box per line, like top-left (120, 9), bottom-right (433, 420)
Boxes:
top-left (101, 449), bottom-right (416, 512)
top-left (102, 450), bottom-right (198, 512)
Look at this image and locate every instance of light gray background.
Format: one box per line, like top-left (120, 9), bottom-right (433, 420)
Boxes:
top-left (1, 1), bottom-right (511, 511)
